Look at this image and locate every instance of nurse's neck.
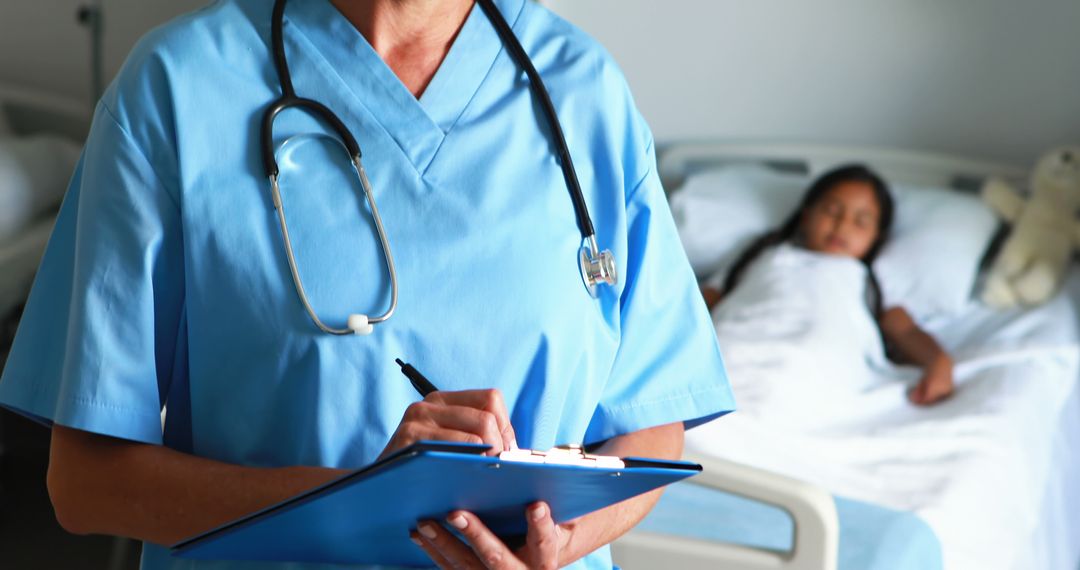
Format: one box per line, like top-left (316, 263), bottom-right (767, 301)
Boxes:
top-left (330, 0), bottom-right (474, 99)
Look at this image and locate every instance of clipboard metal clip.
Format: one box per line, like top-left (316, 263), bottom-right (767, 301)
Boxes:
top-left (498, 444), bottom-right (625, 469)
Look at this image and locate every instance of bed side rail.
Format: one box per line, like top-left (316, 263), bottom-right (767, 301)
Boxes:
top-left (612, 453), bottom-right (838, 570)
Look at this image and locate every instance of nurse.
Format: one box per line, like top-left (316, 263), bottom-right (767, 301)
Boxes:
top-left (0, 0), bottom-right (734, 568)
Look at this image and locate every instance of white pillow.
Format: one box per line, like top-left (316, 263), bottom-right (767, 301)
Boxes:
top-left (673, 165), bottom-right (805, 280)
top-left (671, 164), bottom-right (999, 320)
top-left (0, 134), bottom-right (81, 243)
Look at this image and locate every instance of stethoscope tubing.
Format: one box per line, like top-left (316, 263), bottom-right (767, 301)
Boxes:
top-left (268, 146), bottom-right (399, 335)
top-left (261, 0), bottom-right (613, 334)
top-left (474, 0), bottom-right (595, 241)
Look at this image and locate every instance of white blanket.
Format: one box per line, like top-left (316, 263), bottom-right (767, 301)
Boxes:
top-left (689, 245), bottom-right (1080, 570)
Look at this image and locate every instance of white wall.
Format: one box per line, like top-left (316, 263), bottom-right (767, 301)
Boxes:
top-left (0, 0), bottom-right (206, 109)
top-left (2, 1), bottom-right (1078, 165)
top-left (545, 0), bottom-right (1080, 165)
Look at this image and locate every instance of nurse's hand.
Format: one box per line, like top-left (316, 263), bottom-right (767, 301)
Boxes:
top-left (411, 501), bottom-right (568, 570)
top-left (379, 389), bottom-right (518, 459)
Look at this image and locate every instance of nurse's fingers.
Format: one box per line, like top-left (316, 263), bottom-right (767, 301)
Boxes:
top-left (383, 420), bottom-right (505, 460)
top-left (445, 511), bottom-right (524, 569)
top-left (522, 502), bottom-right (559, 570)
top-left (415, 403), bottom-right (506, 453)
top-left (410, 529), bottom-right (458, 570)
top-left (415, 520), bottom-right (488, 570)
top-left (427, 389), bottom-right (517, 451)
top-left (407, 425), bottom-right (503, 449)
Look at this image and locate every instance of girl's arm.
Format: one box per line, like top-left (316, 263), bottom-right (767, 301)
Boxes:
top-left (878, 307), bottom-right (954, 405)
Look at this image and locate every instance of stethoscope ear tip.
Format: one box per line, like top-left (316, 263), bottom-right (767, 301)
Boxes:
top-left (348, 314), bottom-right (374, 335)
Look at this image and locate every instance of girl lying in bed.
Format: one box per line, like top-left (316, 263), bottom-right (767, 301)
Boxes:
top-left (700, 165), bottom-right (954, 406)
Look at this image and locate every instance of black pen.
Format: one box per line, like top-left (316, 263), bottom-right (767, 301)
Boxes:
top-left (396, 358), bottom-right (439, 397)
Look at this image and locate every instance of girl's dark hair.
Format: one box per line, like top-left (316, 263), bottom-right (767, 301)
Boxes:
top-left (721, 164), bottom-right (895, 318)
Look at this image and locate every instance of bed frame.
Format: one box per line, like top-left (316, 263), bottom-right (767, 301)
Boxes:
top-left (614, 452), bottom-right (840, 570)
top-left (657, 140), bottom-right (1028, 195)
top-left (612, 141), bottom-right (1031, 570)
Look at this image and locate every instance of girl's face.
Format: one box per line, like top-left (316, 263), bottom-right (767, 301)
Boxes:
top-left (799, 181), bottom-right (881, 259)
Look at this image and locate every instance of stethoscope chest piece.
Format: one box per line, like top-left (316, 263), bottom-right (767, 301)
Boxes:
top-left (579, 239), bottom-right (617, 298)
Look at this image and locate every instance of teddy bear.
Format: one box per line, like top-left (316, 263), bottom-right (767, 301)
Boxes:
top-left (980, 146), bottom-right (1080, 308)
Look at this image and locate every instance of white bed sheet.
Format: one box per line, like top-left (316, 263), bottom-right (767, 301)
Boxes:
top-left (1023, 375), bottom-right (1080, 570)
top-left (924, 269), bottom-right (1080, 570)
top-left (1016, 271), bottom-right (1080, 570)
top-left (687, 269), bottom-right (1080, 570)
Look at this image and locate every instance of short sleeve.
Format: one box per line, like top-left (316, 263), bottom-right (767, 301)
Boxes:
top-left (584, 148), bottom-right (736, 444)
top-left (0, 102), bottom-right (184, 445)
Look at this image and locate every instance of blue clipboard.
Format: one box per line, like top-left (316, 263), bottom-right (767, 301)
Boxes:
top-left (171, 441), bottom-right (701, 566)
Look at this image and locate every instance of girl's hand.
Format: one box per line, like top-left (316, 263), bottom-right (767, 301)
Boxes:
top-left (412, 502), bottom-right (571, 570)
top-left (909, 356), bottom-right (954, 405)
top-left (379, 389), bottom-right (518, 460)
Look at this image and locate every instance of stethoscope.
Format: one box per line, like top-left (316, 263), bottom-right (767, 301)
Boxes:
top-left (261, 0), bottom-right (617, 335)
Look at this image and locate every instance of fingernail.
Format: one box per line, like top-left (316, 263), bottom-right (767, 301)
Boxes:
top-left (419, 523), bottom-right (437, 539)
top-left (447, 514), bottom-right (468, 529)
top-left (410, 536), bottom-right (423, 546)
top-left (511, 439), bottom-right (519, 450)
top-left (531, 504), bottom-right (546, 521)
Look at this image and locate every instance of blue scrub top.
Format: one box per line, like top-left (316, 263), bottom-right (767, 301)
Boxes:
top-left (0, 0), bottom-right (734, 568)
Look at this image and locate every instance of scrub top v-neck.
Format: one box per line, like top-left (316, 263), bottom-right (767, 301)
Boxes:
top-left (283, 0), bottom-right (516, 173)
top-left (0, 1), bottom-right (736, 569)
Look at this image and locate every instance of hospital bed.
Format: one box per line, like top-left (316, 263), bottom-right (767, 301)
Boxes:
top-left (0, 84), bottom-right (86, 321)
top-left (612, 141), bottom-right (1080, 570)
